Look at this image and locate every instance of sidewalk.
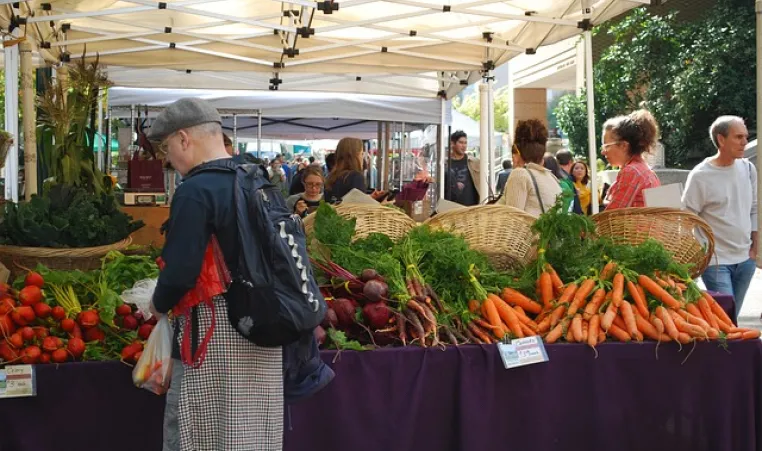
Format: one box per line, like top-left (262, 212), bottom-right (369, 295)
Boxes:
top-left (737, 269), bottom-right (762, 330)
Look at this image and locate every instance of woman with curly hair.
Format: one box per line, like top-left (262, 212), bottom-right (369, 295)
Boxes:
top-left (501, 119), bottom-right (562, 216)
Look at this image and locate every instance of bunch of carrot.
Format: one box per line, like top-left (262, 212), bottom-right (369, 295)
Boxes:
top-left (466, 262), bottom-right (761, 348)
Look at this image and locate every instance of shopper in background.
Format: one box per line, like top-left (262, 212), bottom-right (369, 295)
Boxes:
top-left (555, 149), bottom-right (583, 214)
top-left (324, 137), bottom-right (384, 203)
top-left (600, 109), bottom-right (661, 209)
top-left (444, 130), bottom-right (480, 206)
top-left (496, 159), bottom-right (512, 195)
top-left (571, 161), bottom-right (592, 215)
top-left (268, 159), bottom-right (289, 196)
top-left (324, 153), bottom-right (336, 177)
top-left (683, 115), bottom-right (758, 316)
top-left (287, 166), bottom-right (325, 217)
top-left (289, 161), bottom-right (309, 195)
top-left (501, 120), bottom-right (562, 217)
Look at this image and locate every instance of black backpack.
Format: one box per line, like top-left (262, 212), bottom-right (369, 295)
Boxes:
top-left (193, 159), bottom-right (327, 347)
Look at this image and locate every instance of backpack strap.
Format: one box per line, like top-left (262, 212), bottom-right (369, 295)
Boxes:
top-left (525, 167), bottom-right (545, 214)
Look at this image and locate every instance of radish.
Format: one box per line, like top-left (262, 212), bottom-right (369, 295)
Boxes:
top-left (67, 337), bottom-right (85, 359)
top-left (0, 283), bottom-right (11, 296)
top-left (60, 318), bottom-right (76, 333)
top-left (21, 345), bottom-right (41, 364)
top-left (51, 306), bottom-right (66, 321)
top-left (133, 311), bottom-right (144, 322)
top-left (77, 310), bottom-right (100, 328)
top-left (0, 313), bottom-right (16, 336)
top-left (39, 352), bottom-right (51, 364)
top-left (321, 308), bottom-right (338, 329)
top-left (34, 327), bottom-right (49, 340)
top-left (122, 314), bottom-right (139, 331)
top-left (84, 327), bottom-right (105, 343)
top-left (24, 272), bottom-right (45, 289)
top-left (362, 303), bottom-right (391, 329)
top-left (20, 326), bottom-right (35, 342)
top-left (134, 350), bottom-right (143, 362)
top-left (138, 324), bottom-right (154, 340)
top-left (0, 342), bottom-right (19, 362)
top-left (70, 323), bottom-right (82, 339)
top-left (0, 297), bottom-right (14, 315)
top-left (332, 298), bottom-right (359, 328)
top-left (33, 302), bottom-right (51, 319)
top-left (314, 325), bottom-right (327, 346)
top-left (52, 348), bottom-right (68, 363)
top-left (9, 333), bottom-right (23, 349)
top-left (42, 336), bottom-right (59, 353)
top-left (115, 304), bottom-right (132, 317)
top-left (121, 342), bottom-right (143, 361)
top-left (145, 316), bottom-right (158, 326)
top-left (362, 279), bottom-right (388, 304)
top-left (18, 286), bottom-right (42, 306)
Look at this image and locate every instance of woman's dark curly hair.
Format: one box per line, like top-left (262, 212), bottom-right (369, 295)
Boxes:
top-left (603, 109), bottom-right (659, 156)
top-left (514, 119), bottom-right (548, 165)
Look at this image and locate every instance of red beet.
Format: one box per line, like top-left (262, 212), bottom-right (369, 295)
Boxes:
top-left (115, 304), bottom-right (132, 317)
top-left (39, 352), bottom-right (51, 364)
top-left (52, 348), bottom-right (68, 363)
top-left (321, 308), bottom-right (338, 329)
top-left (24, 272), bottom-right (45, 289)
top-left (60, 318), bottom-right (76, 333)
top-left (138, 323), bottom-right (154, 340)
top-left (360, 268), bottom-right (379, 282)
top-left (33, 302), bottom-right (51, 319)
top-left (362, 303), bottom-right (391, 330)
top-left (0, 297), bottom-right (15, 315)
top-left (18, 286), bottom-right (43, 306)
top-left (314, 325), bottom-right (327, 346)
top-left (67, 337), bottom-right (85, 359)
top-left (51, 306), bottom-right (66, 321)
top-left (122, 314), bottom-right (139, 331)
top-left (42, 336), bottom-right (60, 353)
top-left (34, 327), bottom-right (49, 340)
top-left (0, 313), bottom-right (16, 336)
top-left (77, 310), bottom-right (100, 328)
top-left (21, 345), bottom-right (41, 364)
top-left (84, 327), bottom-right (105, 343)
top-left (19, 326), bottom-right (35, 342)
top-left (9, 333), bottom-right (23, 349)
top-left (362, 279), bottom-right (388, 304)
top-left (332, 298), bottom-right (359, 328)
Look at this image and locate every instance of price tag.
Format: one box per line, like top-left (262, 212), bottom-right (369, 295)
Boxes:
top-left (497, 336), bottom-right (549, 370)
top-left (0, 365), bottom-right (37, 399)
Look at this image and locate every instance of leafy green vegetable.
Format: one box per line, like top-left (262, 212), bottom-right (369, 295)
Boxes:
top-left (101, 251), bottom-right (159, 294)
top-left (326, 328), bottom-right (370, 351)
top-left (313, 202), bottom-right (355, 247)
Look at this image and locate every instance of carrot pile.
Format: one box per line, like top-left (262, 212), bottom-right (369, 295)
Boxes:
top-left (465, 261), bottom-right (760, 348)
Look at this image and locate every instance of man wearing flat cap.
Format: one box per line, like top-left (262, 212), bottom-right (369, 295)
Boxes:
top-left (149, 98), bottom-right (283, 451)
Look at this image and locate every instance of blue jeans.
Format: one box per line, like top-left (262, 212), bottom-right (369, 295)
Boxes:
top-left (701, 259), bottom-right (756, 317)
top-left (162, 358), bottom-right (183, 451)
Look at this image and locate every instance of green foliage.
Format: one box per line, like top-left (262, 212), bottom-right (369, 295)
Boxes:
top-left (453, 86), bottom-right (512, 132)
top-left (0, 184), bottom-right (144, 248)
top-left (554, 0), bottom-right (756, 168)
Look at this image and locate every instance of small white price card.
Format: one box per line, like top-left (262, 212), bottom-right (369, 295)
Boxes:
top-left (0, 365), bottom-right (37, 399)
top-left (497, 336), bottom-right (549, 370)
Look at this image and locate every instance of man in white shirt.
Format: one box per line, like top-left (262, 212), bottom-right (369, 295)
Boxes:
top-left (682, 116), bottom-right (758, 316)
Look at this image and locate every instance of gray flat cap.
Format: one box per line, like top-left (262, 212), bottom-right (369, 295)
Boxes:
top-left (147, 98), bottom-right (222, 141)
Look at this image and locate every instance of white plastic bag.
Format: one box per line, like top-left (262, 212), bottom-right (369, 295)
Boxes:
top-left (121, 278), bottom-right (157, 320)
top-left (132, 315), bottom-right (173, 395)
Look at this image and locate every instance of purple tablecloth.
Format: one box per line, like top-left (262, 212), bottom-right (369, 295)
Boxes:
top-left (713, 291), bottom-right (737, 324)
top-left (2, 339), bottom-right (761, 451)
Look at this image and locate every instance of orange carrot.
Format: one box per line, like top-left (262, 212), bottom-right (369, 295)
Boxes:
top-left (607, 322), bottom-right (632, 342)
top-left (638, 275), bottom-right (681, 309)
top-left (565, 324), bottom-right (574, 342)
top-left (598, 331), bottom-right (606, 343)
top-left (619, 301), bottom-right (638, 339)
top-left (705, 292), bottom-right (734, 326)
top-left (677, 332), bottom-right (693, 344)
top-left (481, 296), bottom-right (506, 339)
top-left (571, 314), bottom-right (584, 342)
top-left (742, 329), bottom-right (761, 340)
top-left (467, 321), bottom-right (493, 344)
top-left (600, 261), bottom-right (617, 281)
top-left (559, 283), bottom-right (579, 306)
top-left (676, 309), bottom-right (711, 331)
top-left (468, 299), bottom-right (480, 313)
top-left (612, 314), bottom-right (627, 331)
top-left (651, 315), bottom-right (670, 342)
top-left (685, 303), bottom-right (706, 324)
top-left (550, 304), bottom-right (568, 328)
top-left (539, 272), bottom-right (553, 308)
top-left (697, 296), bottom-right (720, 330)
top-left (545, 320), bottom-right (567, 344)
top-left (512, 306), bottom-right (539, 330)
top-left (635, 314), bottom-right (660, 340)
top-left (501, 288), bottom-right (542, 315)
top-left (567, 281), bottom-right (593, 316)
top-left (627, 281), bottom-right (649, 318)
top-left (714, 314), bottom-right (733, 334)
top-left (489, 294), bottom-right (523, 338)
top-left (545, 264), bottom-right (564, 296)
top-left (519, 322), bottom-right (536, 337)
top-left (670, 312), bottom-right (707, 338)
top-left (656, 306), bottom-right (679, 341)
top-left (537, 316), bottom-right (552, 334)
top-left (636, 284), bottom-right (646, 304)
top-left (601, 301), bottom-right (618, 331)
top-left (582, 320), bottom-right (589, 342)
top-left (727, 332), bottom-right (743, 340)
top-left (583, 288), bottom-right (608, 320)
top-left (612, 273), bottom-right (625, 308)
top-left (588, 314), bottom-right (600, 348)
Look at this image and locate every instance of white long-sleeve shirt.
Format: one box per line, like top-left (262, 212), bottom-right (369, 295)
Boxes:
top-left (682, 157), bottom-right (758, 265)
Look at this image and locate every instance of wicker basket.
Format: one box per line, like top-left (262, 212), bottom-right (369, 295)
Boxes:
top-left (0, 237), bottom-right (133, 275)
top-left (303, 203), bottom-right (417, 241)
top-left (424, 205), bottom-right (538, 270)
top-left (592, 207), bottom-right (714, 278)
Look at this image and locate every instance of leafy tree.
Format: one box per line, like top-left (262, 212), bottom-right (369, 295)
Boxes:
top-left (453, 85), bottom-right (512, 132)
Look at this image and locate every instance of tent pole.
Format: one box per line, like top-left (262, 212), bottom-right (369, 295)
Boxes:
top-left (400, 122), bottom-right (406, 191)
top-left (20, 40), bottom-right (36, 200)
top-left (106, 107), bottom-right (112, 174)
top-left (232, 113), bottom-right (238, 155)
top-left (478, 82), bottom-right (490, 203)
top-left (257, 110), bottom-right (262, 158)
top-left (4, 31), bottom-right (19, 202)
top-left (506, 61), bottom-right (514, 152)
top-left (384, 122), bottom-right (391, 190)
top-left (376, 122), bottom-right (383, 190)
top-left (487, 76), bottom-right (495, 197)
top-left (96, 89), bottom-right (104, 172)
top-left (584, 28), bottom-right (598, 214)
top-left (437, 97), bottom-right (446, 201)
top-left (757, 0), bottom-right (762, 266)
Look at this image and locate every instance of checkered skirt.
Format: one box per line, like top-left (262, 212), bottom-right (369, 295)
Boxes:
top-left (177, 296), bottom-right (283, 451)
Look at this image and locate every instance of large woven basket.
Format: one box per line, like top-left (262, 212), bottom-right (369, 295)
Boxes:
top-left (592, 207), bottom-right (714, 278)
top-left (0, 237), bottom-right (132, 275)
top-left (303, 203), bottom-right (417, 241)
top-left (424, 205), bottom-right (538, 270)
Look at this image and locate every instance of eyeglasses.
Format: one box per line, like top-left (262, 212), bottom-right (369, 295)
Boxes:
top-left (601, 141), bottom-right (622, 151)
top-left (305, 182), bottom-right (323, 188)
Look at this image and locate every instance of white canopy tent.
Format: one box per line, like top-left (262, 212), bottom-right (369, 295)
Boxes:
top-left (1, 0), bottom-right (668, 206)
